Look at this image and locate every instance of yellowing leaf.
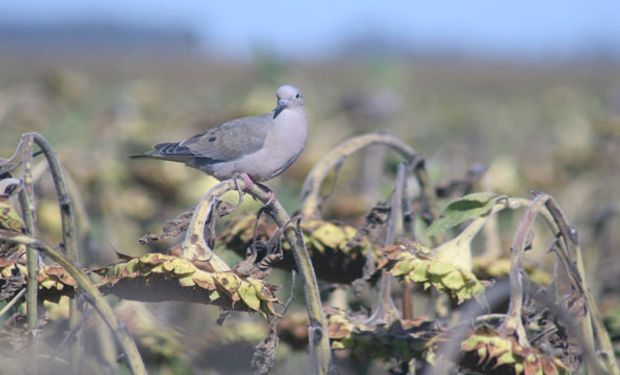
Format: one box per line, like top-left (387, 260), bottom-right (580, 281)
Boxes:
top-left (209, 290), bottom-right (220, 301)
top-left (389, 253), bottom-right (485, 303)
top-left (331, 341), bottom-right (346, 350)
top-left (178, 275), bottom-right (195, 287)
top-left (312, 222), bottom-right (348, 249)
top-left (162, 260), bottom-right (176, 272)
top-left (391, 258), bottom-right (414, 276)
top-left (408, 262), bottom-right (428, 282)
top-left (149, 264), bottom-right (165, 274)
top-left (40, 279), bottom-right (56, 289)
top-left (0, 199), bottom-right (25, 233)
top-left (214, 273), bottom-right (240, 294)
top-left (193, 272), bottom-right (216, 289)
top-left (139, 253), bottom-right (166, 265)
top-left (496, 351), bottom-right (517, 366)
top-left (171, 260), bottom-right (196, 275)
top-left (238, 282), bottom-right (261, 311)
top-left (428, 261), bottom-right (453, 276)
top-left (441, 271), bottom-right (466, 290)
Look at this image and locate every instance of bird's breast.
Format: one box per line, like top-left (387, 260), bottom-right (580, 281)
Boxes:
top-left (210, 109), bottom-right (307, 181)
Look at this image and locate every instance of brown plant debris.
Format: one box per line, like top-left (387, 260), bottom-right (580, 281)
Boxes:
top-left (0, 258), bottom-right (76, 303)
top-left (139, 201), bottom-right (235, 245)
top-left (326, 307), bottom-right (442, 363)
top-left (221, 215), bottom-right (373, 283)
top-left (460, 326), bottom-right (568, 375)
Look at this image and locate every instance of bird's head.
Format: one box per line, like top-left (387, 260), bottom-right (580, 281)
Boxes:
top-left (274, 85), bottom-right (303, 119)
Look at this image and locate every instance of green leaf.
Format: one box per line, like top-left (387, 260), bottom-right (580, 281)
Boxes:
top-left (209, 290), bottom-right (220, 301)
top-left (214, 273), bottom-right (240, 294)
top-left (426, 192), bottom-right (504, 237)
top-left (391, 257), bottom-right (414, 277)
top-left (428, 260), bottom-right (453, 276)
top-left (312, 222), bottom-right (347, 249)
top-left (171, 259), bottom-right (196, 275)
top-left (238, 282), bottom-right (261, 311)
top-left (496, 350), bottom-right (517, 366)
top-left (178, 275), bottom-right (195, 287)
top-left (408, 261), bottom-right (428, 282)
top-left (441, 270), bottom-right (466, 289)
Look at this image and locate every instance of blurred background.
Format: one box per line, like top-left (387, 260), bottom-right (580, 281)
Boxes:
top-left (1, 1), bottom-right (620, 373)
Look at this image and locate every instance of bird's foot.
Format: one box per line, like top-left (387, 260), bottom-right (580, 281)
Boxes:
top-left (236, 173), bottom-right (255, 192)
top-left (256, 182), bottom-right (277, 207)
top-left (232, 173), bottom-right (256, 208)
top-left (265, 190), bottom-right (276, 206)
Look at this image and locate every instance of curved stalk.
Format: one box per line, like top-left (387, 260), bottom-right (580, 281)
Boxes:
top-left (16, 135), bottom-right (38, 374)
top-left (181, 182), bottom-right (233, 271)
top-left (300, 133), bottom-right (418, 218)
top-left (181, 179), bottom-right (331, 373)
top-left (543, 197), bottom-right (619, 375)
top-left (23, 132), bottom-right (83, 370)
top-left (501, 194), bottom-right (550, 346)
top-left (365, 163), bottom-right (407, 325)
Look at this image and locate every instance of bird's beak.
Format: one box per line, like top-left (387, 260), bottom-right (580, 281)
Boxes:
top-left (273, 99), bottom-right (288, 119)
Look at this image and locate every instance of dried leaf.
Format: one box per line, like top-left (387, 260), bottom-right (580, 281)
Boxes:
top-left (0, 199), bottom-right (25, 233)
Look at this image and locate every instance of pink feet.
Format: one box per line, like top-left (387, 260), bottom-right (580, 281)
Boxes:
top-left (233, 173), bottom-right (275, 207)
top-left (239, 173), bottom-right (255, 192)
top-left (265, 190), bottom-right (276, 206)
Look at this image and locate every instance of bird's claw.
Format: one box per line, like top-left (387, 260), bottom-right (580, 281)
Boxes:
top-left (233, 173), bottom-right (255, 208)
top-left (240, 173), bottom-right (255, 192)
top-left (264, 191), bottom-right (276, 207)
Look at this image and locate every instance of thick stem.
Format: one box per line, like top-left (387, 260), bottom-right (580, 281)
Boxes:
top-left (0, 234), bottom-right (146, 375)
top-left (502, 194), bottom-right (550, 346)
top-left (544, 198), bottom-right (619, 375)
top-left (95, 319), bottom-right (119, 373)
top-left (24, 132), bottom-right (83, 371)
top-left (401, 166), bottom-right (414, 320)
top-left (0, 287), bottom-right (26, 319)
top-left (19, 190), bottom-right (38, 330)
top-left (180, 182), bottom-right (234, 271)
top-left (17, 135), bottom-right (38, 374)
top-left (299, 133), bottom-right (417, 218)
top-left (252, 188), bottom-right (331, 374)
top-left (285, 225), bottom-right (332, 374)
top-left (365, 163), bottom-right (407, 325)
top-left (412, 160), bottom-right (442, 241)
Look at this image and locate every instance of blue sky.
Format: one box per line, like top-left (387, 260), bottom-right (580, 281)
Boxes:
top-left (1, 0), bottom-right (619, 58)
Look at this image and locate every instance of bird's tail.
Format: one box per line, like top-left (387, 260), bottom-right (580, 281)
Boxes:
top-left (129, 142), bottom-right (192, 162)
top-left (128, 153), bottom-right (156, 159)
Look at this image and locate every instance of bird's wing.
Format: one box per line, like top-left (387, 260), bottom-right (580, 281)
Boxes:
top-left (180, 114), bottom-right (272, 162)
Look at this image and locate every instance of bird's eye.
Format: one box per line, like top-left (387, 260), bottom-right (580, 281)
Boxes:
top-left (295, 93), bottom-right (300, 99)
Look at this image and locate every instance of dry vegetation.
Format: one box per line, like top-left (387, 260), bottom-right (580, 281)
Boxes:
top-left (0, 55), bottom-right (619, 374)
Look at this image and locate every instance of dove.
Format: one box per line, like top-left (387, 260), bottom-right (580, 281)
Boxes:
top-left (131, 85), bottom-right (308, 195)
